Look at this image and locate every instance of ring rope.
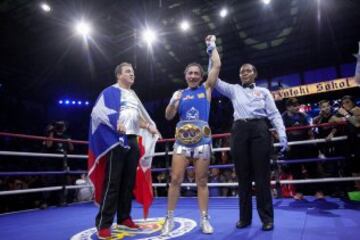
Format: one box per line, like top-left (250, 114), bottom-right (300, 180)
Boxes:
top-left (2, 176), bottom-right (360, 196)
top-left (0, 136), bottom-right (349, 159)
top-left (275, 156), bottom-right (345, 164)
top-left (0, 170), bottom-right (87, 176)
top-left (0, 151), bottom-right (87, 159)
top-left (152, 177), bottom-right (360, 187)
top-left (0, 121), bottom-right (348, 145)
top-left (0, 156), bottom-right (346, 176)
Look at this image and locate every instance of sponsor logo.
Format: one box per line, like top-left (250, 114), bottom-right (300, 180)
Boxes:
top-left (197, 93), bottom-right (205, 99)
top-left (271, 77), bottom-right (359, 101)
top-left (183, 95), bottom-right (194, 100)
top-left (70, 217), bottom-right (196, 240)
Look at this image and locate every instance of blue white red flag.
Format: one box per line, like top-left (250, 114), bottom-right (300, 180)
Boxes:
top-left (132, 92), bottom-right (159, 219)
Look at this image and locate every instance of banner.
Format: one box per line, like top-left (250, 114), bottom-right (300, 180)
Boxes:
top-left (271, 77), bottom-right (359, 101)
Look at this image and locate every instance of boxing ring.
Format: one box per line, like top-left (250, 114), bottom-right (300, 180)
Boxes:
top-left (1, 122), bottom-right (360, 240)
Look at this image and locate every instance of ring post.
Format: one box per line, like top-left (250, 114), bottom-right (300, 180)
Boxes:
top-left (61, 150), bottom-right (69, 205)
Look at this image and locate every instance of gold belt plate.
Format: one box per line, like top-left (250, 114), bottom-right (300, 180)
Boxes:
top-left (175, 124), bottom-right (211, 145)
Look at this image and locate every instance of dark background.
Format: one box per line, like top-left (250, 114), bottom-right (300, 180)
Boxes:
top-left (1, 0), bottom-right (360, 140)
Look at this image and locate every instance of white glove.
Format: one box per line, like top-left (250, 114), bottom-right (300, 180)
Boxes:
top-left (279, 136), bottom-right (288, 153)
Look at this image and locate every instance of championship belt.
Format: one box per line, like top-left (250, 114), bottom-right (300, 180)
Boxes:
top-left (175, 120), bottom-right (211, 147)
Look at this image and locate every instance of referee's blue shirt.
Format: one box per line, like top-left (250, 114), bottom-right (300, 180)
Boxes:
top-left (215, 79), bottom-right (286, 138)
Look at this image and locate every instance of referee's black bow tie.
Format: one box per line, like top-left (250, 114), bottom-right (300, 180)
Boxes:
top-left (242, 83), bottom-right (255, 89)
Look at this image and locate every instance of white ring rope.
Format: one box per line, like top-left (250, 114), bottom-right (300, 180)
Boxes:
top-left (152, 177), bottom-right (360, 187)
top-left (0, 151), bottom-right (87, 159)
top-left (213, 136), bottom-right (347, 153)
top-left (1, 176), bottom-right (360, 196)
top-left (0, 185), bottom-right (90, 196)
top-left (0, 136), bottom-right (348, 158)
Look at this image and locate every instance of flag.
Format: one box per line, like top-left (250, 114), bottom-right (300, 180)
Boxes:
top-left (88, 84), bottom-right (128, 205)
top-left (131, 91), bottom-right (159, 219)
top-left (133, 130), bottom-right (158, 219)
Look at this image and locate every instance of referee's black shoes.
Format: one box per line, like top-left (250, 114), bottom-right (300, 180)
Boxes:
top-left (235, 221), bottom-right (251, 229)
top-left (262, 222), bottom-right (274, 231)
top-left (236, 221), bottom-right (274, 231)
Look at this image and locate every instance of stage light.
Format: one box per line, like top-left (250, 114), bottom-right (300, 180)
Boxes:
top-left (219, 8), bottom-right (228, 18)
top-left (75, 21), bottom-right (92, 36)
top-left (59, 99), bottom-right (89, 107)
top-left (262, 0), bottom-right (271, 4)
top-left (40, 3), bottom-right (51, 12)
top-left (142, 29), bottom-right (156, 45)
top-left (180, 20), bottom-right (190, 31)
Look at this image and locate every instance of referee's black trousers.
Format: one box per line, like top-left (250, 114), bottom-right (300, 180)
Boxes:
top-left (230, 119), bottom-right (273, 224)
top-left (96, 135), bottom-right (140, 229)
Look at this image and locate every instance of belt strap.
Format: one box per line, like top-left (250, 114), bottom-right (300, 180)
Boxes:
top-left (236, 118), bottom-right (265, 122)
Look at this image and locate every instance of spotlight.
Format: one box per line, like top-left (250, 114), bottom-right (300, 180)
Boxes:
top-left (59, 100), bottom-right (63, 104)
top-left (85, 101), bottom-right (89, 106)
top-left (262, 0), bottom-right (271, 4)
top-left (219, 8), bottom-right (228, 18)
top-left (72, 101), bottom-right (76, 105)
top-left (65, 100), bottom-right (70, 105)
top-left (78, 101), bottom-right (82, 105)
top-left (75, 21), bottom-right (92, 36)
top-left (142, 29), bottom-right (156, 45)
top-left (180, 20), bottom-right (190, 31)
top-left (40, 3), bottom-right (51, 12)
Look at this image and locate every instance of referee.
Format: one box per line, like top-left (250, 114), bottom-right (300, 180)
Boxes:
top-left (215, 63), bottom-right (287, 231)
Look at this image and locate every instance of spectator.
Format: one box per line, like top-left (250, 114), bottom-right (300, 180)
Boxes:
top-left (222, 169), bottom-right (238, 196)
top-left (220, 138), bottom-right (231, 165)
top-left (208, 168), bottom-right (225, 196)
top-left (182, 168), bottom-right (197, 197)
top-left (313, 100), bottom-right (340, 196)
top-left (154, 172), bottom-right (167, 197)
top-left (41, 121), bottom-right (75, 207)
top-left (334, 96), bottom-right (360, 191)
top-left (282, 98), bottom-right (317, 200)
top-left (44, 121), bottom-right (74, 155)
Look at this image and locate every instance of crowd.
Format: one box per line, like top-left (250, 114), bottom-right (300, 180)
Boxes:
top-left (0, 121), bottom-right (89, 213)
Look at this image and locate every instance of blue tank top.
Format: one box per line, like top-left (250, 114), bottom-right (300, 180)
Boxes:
top-left (178, 84), bottom-right (210, 122)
